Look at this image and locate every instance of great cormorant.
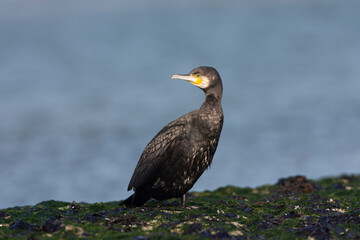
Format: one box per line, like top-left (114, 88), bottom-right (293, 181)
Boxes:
top-left (123, 66), bottom-right (223, 207)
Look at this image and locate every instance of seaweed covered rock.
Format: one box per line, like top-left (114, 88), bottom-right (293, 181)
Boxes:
top-left (276, 175), bottom-right (321, 193)
top-left (1, 175), bottom-right (360, 239)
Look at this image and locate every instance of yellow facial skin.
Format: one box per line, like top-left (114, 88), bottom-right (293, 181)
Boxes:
top-left (193, 74), bottom-right (203, 86)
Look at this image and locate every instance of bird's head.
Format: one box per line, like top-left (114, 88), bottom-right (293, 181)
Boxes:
top-left (172, 66), bottom-right (223, 100)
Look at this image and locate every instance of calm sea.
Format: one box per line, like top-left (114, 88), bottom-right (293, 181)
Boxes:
top-left (1, 0), bottom-right (360, 208)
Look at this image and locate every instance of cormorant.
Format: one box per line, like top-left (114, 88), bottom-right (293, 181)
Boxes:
top-left (123, 66), bottom-right (223, 207)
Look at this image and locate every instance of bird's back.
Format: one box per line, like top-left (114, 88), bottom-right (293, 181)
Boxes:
top-left (128, 96), bottom-right (223, 200)
top-left (127, 110), bottom-right (194, 191)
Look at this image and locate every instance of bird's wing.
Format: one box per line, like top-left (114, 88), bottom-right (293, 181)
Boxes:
top-left (127, 117), bottom-right (189, 191)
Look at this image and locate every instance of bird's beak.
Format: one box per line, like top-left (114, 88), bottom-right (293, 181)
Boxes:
top-left (171, 74), bottom-right (203, 86)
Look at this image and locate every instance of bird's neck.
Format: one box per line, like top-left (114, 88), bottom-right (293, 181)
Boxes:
top-left (201, 93), bottom-right (222, 111)
top-left (204, 86), bottom-right (222, 103)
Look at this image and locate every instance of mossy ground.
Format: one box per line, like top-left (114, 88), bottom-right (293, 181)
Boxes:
top-left (1, 175), bottom-right (360, 239)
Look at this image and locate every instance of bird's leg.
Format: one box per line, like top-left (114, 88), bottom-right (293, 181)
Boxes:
top-left (179, 194), bottom-right (186, 207)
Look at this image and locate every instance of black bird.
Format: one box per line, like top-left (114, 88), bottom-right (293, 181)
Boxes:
top-left (123, 66), bottom-right (223, 207)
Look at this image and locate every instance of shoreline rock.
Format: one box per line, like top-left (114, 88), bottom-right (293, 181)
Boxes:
top-left (1, 175), bottom-right (360, 239)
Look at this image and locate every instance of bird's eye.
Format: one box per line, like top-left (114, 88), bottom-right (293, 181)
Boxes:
top-left (197, 74), bottom-right (200, 78)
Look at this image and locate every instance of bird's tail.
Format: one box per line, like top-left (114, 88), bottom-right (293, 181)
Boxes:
top-left (121, 191), bottom-right (151, 207)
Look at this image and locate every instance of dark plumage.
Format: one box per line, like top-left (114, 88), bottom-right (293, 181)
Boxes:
top-left (123, 66), bottom-right (223, 207)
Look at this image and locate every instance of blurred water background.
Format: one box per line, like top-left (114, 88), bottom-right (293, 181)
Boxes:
top-left (1, 0), bottom-right (360, 208)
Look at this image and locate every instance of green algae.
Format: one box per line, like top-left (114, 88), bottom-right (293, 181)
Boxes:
top-left (1, 175), bottom-right (360, 239)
